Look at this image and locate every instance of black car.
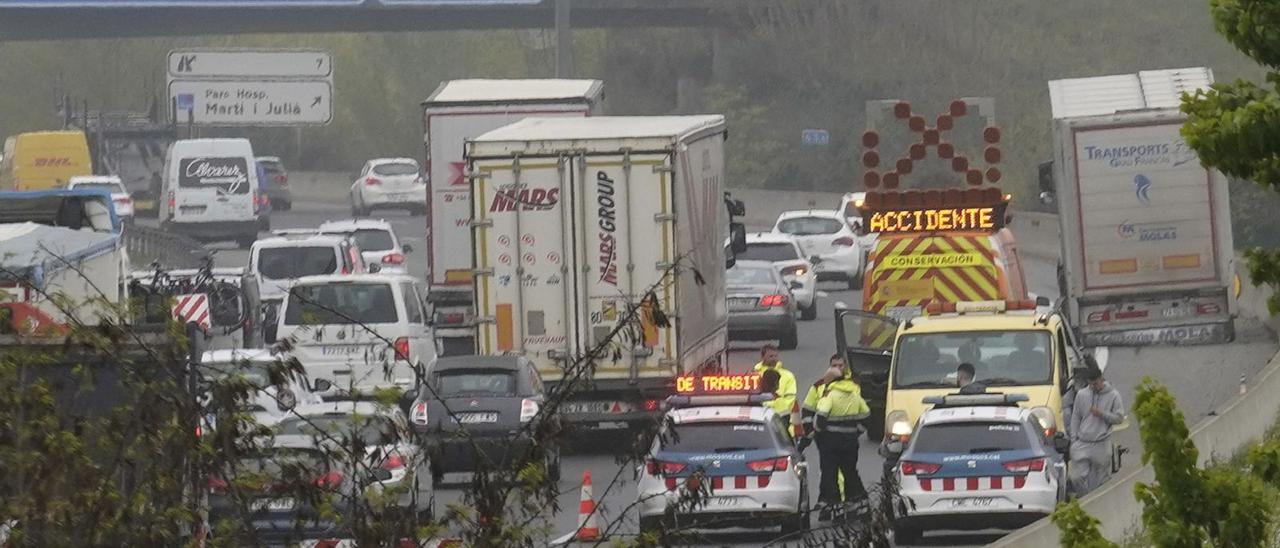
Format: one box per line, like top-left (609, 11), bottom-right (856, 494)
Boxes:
top-left (410, 356), bottom-right (561, 481)
top-left (207, 436), bottom-right (348, 543)
top-left (257, 156), bottom-right (292, 211)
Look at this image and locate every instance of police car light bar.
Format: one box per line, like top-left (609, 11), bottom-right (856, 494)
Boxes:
top-left (922, 393), bottom-right (1029, 408)
top-left (666, 393), bottom-right (774, 408)
top-left (926, 299), bottom-right (1040, 315)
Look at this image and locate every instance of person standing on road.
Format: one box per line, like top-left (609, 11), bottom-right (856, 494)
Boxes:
top-left (1068, 365), bottom-right (1125, 496)
top-left (800, 354), bottom-right (853, 438)
top-left (1061, 355), bottom-right (1096, 436)
top-left (754, 344), bottom-right (796, 418)
top-left (814, 360), bottom-right (871, 520)
top-left (758, 369), bottom-right (791, 428)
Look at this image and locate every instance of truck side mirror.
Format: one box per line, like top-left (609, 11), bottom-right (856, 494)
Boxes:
top-left (1039, 191), bottom-right (1055, 206)
top-left (1053, 432), bottom-right (1070, 454)
top-left (1038, 161), bottom-right (1054, 194)
top-left (728, 222), bottom-right (747, 255)
top-left (1035, 295), bottom-right (1050, 307)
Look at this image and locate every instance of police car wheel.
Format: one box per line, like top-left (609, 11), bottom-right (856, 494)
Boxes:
top-left (639, 516), bottom-right (664, 536)
top-left (893, 523), bottom-right (922, 544)
top-left (780, 487), bottom-right (810, 535)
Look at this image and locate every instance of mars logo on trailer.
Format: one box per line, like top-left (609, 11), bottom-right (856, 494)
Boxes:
top-left (488, 185), bottom-right (559, 212)
top-left (596, 171), bottom-right (619, 286)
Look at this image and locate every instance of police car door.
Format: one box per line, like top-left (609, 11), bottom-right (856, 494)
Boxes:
top-left (833, 309), bottom-right (897, 437)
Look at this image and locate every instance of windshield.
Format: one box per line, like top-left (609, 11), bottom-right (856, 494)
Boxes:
top-left (200, 360), bottom-right (273, 388)
top-left (893, 330), bottom-right (1052, 389)
top-left (727, 265), bottom-right (777, 286)
top-left (659, 422), bottom-right (776, 452)
top-left (235, 448), bottom-right (328, 478)
top-left (911, 421), bottom-right (1031, 453)
top-left (737, 242), bottom-right (799, 262)
top-left (72, 182), bottom-right (124, 193)
top-left (777, 217), bottom-right (843, 236)
top-left (323, 228), bottom-right (393, 252)
top-left (436, 370), bottom-right (516, 397)
top-left (372, 163), bottom-right (419, 177)
top-left (257, 247), bottom-right (338, 280)
top-left (276, 414), bottom-right (399, 446)
top-left (284, 283), bottom-right (398, 325)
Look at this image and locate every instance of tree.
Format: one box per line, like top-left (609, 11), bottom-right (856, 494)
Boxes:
top-left (1183, 0), bottom-right (1280, 303)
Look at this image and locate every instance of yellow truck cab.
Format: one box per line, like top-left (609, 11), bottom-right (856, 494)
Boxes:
top-left (0, 131), bottom-right (93, 191)
top-left (841, 299), bottom-right (1085, 452)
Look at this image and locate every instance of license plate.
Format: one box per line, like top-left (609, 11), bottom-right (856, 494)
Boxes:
top-left (179, 205), bottom-right (207, 214)
top-left (320, 345), bottom-right (368, 356)
top-left (706, 496), bottom-right (745, 508)
top-left (135, 200), bottom-right (155, 210)
top-left (456, 412), bottom-right (498, 424)
top-left (252, 498), bottom-right (295, 511)
top-left (948, 497), bottom-right (995, 508)
top-left (728, 297), bottom-right (758, 311)
top-left (565, 401), bottom-right (632, 415)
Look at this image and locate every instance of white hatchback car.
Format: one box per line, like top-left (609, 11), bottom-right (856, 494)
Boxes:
top-left (736, 233), bottom-right (818, 320)
top-left (68, 175), bottom-right (134, 222)
top-left (891, 394), bottom-right (1068, 543)
top-left (198, 348), bottom-right (327, 425)
top-left (773, 209), bottom-right (864, 289)
top-left (319, 219), bottom-right (413, 275)
top-left (276, 274), bottom-right (434, 396)
top-left (350, 158), bottom-right (427, 217)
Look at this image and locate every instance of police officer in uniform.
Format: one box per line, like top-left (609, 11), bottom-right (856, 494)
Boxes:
top-left (814, 358), bottom-right (871, 520)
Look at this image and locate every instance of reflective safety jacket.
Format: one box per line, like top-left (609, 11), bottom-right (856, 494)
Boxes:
top-left (801, 375), bottom-right (860, 429)
top-left (815, 379), bottom-right (871, 435)
top-left (754, 361), bottom-right (797, 415)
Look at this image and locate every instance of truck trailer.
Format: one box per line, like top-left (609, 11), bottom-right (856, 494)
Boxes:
top-left (465, 115), bottom-right (729, 430)
top-left (1043, 67), bottom-right (1236, 346)
top-left (421, 79), bottom-right (605, 356)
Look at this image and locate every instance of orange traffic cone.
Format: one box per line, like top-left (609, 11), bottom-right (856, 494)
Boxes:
top-left (790, 400), bottom-right (804, 439)
top-left (575, 470), bottom-right (601, 541)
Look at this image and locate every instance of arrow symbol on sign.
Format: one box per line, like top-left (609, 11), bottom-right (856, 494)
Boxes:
top-left (176, 54), bottom-right (196, 72)
top-left (316, 57), bottom-right (324, 70)
top-left (311, 96), bottom-right (322, 108)
top-left (449, 162), bottom-right (466, 186)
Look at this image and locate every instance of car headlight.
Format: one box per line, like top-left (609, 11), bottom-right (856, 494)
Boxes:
top-left (1030, 406), bottom-right (1056, 436)
top-left (886, 410), bottom-right (912, 441)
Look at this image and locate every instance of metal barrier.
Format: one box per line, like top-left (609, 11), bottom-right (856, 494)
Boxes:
top-left (123, 224), bottom-right (211, 269)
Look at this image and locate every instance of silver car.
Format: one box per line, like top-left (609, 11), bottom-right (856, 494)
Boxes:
top-left (727, 260), bottom-right (800, 350)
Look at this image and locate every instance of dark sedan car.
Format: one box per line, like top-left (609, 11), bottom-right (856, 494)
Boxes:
top-left (410, 355), bottom-right (561, 481)
top-left (727, 260), bottom-right (800, 350)
top-left (257, 156), bottom-right (292, 211)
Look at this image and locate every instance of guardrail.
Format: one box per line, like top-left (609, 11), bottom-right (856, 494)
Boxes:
top-left (994, 246), bottom-right (1280, 546)
top-left (123, 224), bottom-right (211, 270)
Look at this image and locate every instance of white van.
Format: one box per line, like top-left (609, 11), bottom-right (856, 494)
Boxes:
top-left (276, 274), bottom-right (434, 397)
top-left (161, 138), bottom-right (260, 248)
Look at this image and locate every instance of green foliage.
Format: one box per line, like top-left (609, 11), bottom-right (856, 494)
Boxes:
top-left (1052, 499), bottom-right (1118, 548)
top-left (1246, 438), bottom-right (1280, 487)
top-left (1210, 0), bottom-right (1280, 69)
top-left (1243, 247), bottom-right (1280, 316)
top-left (1129, 377), bottom-right (1272, 548)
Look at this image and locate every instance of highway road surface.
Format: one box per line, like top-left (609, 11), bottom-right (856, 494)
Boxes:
top-left (180, 196), bottom-right (1278, 546)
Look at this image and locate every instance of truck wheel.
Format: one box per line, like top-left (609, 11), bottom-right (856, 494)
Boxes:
top-left (800, 300), bottom-right (818, 321)
top-left (780, 488), bottom-right (810, 536)
top-left (779, 328), bottom-right (799, 350)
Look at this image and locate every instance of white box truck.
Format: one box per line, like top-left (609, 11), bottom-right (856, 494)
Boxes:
top-left (421, 79), bottom-right (605, 356)
top-left (465, 115), bottom-right (730, 429)
top-left (1044, 67), bottom-right (1236, 346)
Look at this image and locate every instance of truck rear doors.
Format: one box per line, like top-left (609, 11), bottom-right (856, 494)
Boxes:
top-left (470, 152), bottom-right (677, 381)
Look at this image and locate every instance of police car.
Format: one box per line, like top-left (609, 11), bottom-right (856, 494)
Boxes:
top-left (637, 374), bottom-right (809, 536)
top-left (890, 393), bottom-right (1068, 544)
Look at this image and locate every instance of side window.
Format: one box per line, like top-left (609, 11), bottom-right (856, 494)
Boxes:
top-left (527, 365), bottom-right (544, 395)
top-left (402, 282), bottom-right (425, 325)
top-left (339, 244), bottom-right (354, 274)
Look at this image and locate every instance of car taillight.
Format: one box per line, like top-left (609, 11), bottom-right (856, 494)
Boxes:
top-left (1196, 302), bottom-right (1222, 315)
top-left (520, 398), bottom-right (539, 422)
top-left (759, 294), bottom-right (788, 307)
top-left (167, 191), bottom-right (175, 209)
top-left (208, 476), bottom-right (228, 492)
top-left (900, 461), bottom-right (941, 475)
top-left (381, 454), bottom-right (406, 471)
top-left (114, 196), bottom-right (132, 205)
top-left (643, 399), bottom-right (660, 411)
top-left (382, 252), bottom-right (406, 265)
top-left (313, 541), bottom-right (342, 548)
top-left (393, 337), bottom-right (410, 361)
top-left (833, 236), bottom-right (855, 247)
top-left (365, 177), bottom-right (382, 186)
top-left (275, 174), bottom-right (287, 185)
top-left (1087, 310), bottom-right (1110, 323)
top-left (437, 312), bottom-right (466, 326)
top-left (645, 459), bottom-right (686, 476)
top-left (1003, 457), bottom-right (1046, 474)
top-left (412, 402), bottom-right (429, 425)
top-left (746, 456), bottom-right (790, 473)
top-left (314, 470), bottom-right (343, 490)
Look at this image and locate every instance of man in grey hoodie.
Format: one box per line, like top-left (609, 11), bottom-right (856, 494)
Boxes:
top-left (1068, 365), bottom-right (1125, 496)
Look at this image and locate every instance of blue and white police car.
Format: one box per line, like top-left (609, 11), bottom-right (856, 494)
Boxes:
top-left (637, 374), bottom-right (809, 537)
top-left (891, 393), bottom-right (1069, 544)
